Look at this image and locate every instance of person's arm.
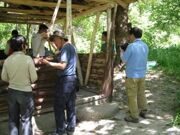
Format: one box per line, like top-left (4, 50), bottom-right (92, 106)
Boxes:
top-left (29, 58), bottom-right (38, 83)
top-left (4, 41), bottom-right (10, 55)
top-left (41, 47), bottom-right (68, 70)
top-left (42, 59), bottom-right (67, 70)
top-left (1, 62), bottom-right (9, 82)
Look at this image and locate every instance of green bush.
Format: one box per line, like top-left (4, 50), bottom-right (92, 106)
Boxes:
top-left (149, 45), bottom-right (180, 80)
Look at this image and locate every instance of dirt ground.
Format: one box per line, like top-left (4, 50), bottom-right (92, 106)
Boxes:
top-left (72, 69), bottom-right (180, 135)
top-left (0, 69), bottom-right (180, 135)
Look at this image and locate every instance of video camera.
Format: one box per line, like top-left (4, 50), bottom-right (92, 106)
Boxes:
top-left (120, 43), bottom-right (129, 51)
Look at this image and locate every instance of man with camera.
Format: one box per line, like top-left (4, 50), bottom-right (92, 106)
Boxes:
top-left (121, 27), bottom-right (149, 123)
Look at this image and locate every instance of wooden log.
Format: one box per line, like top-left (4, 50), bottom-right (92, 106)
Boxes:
top-left (0, 7), bottom-right (65, 17)
top-left (49, 0), bottom-right (62, 30)
top-left (0, 19), bottom-right (44, 24)
top-left (85, 0), bottom-right (128, 8)
top-left (101, 5), bottom-right (117, 99)
top-left (0, 13), bottom-right (52, 21)
top-left (85, 13), bottom-right (101, 85)
top-left (72, 33), bottom-right (84, 86)
top-left (1, 0), bottom-right (87, 10)
top-left (73, 3), bottom-right (114, 19)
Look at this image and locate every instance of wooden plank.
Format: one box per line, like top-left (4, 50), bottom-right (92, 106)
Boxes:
top-left (1, 0), bottom-right (87, 10)
top-left (0, 19), bottom-right (47, 24)
top-left (73, 3), bottom-right (114, 19)
top-left (115, 0), bottom-right (128, 8)
top-left (85, 0), bottom-right (128, 8)
top-left (0, 7), bottom-right (65, 17)
top-left (84, 13), bottom-right (101, 85)
top-left (0, 13), bottom-right (52, 21)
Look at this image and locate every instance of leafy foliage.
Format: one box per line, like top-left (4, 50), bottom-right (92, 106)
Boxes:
top-left (0, 23), bottom-right (31, 49)
top-left (73, 13), bottom-right (107, 53)
top-left (151, 0), bottom-right (180, 34)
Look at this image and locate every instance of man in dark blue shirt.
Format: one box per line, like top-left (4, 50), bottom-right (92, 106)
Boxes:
top-left (41, 31), bottom-right (77, 135)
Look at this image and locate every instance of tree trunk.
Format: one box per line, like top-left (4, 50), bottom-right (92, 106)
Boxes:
top-left (114, 5), bottom-right (130, 66)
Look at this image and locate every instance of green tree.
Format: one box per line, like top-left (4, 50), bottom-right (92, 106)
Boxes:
top-left (151, 0), bottom-right (180, 34)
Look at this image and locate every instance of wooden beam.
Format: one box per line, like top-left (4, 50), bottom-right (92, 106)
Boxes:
top-left (49, 0), bottom-right (62, 30)
top-left (114, 0), bottom-right (128, 8)
top-left (73, 3), bottom-right (114, 19)
top-left (0, 7), bottom-right (65, 17)
top-left (0, 13), bottom-right (53, 19)
top-left (0, 19), bottom-right (44, 24)
top-left (85, 13), bottom-right (101, 85)
top-left (1, 0), bottom-right (87, 10)
top-left (0, 14), bottom-right (52, 21)
top-left (85, 0), bottom-right (128, 8)
top-left (66, 0), bottom-right (72, 42)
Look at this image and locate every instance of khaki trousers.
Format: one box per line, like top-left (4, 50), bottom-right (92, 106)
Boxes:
top-left (125, 78), bottom-right (147, 119)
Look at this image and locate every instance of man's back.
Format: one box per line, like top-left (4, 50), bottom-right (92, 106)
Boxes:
top-left (31, 33), bottom-right (46, 57)
top-left (122, 39), bottom-right (149, 78)
top-left (2, 52), bottom-right (37, 91)
top-left (57, 43), bottom-right (77, 77)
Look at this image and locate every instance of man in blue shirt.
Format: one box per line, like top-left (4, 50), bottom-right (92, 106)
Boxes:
top-left (41, 31), bottom-right (77, 135)
top-left (121, 27), bottom-right (149, 123)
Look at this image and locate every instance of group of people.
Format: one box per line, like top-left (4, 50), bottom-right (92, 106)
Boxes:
top-left (1, 24), bottom-right (78, 135)
top-left (1, 24), bottom-right (149, 135)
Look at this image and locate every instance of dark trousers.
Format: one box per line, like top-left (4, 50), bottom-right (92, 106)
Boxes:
top-left (8, 88), bottom-right (34, 135)
top-left (54, 76), bottom-right (77, 134)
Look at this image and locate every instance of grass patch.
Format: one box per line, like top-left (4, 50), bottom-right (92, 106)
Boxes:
top-left (149, 45), bottom-right (180, 81)
top-left (149, 45), bottom-right (180, 126)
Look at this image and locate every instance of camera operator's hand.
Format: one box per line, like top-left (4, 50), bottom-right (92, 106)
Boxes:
top-left (120, 48), bottom-right (124, 53)
top-left (120, 48), bottom-right (124, 60)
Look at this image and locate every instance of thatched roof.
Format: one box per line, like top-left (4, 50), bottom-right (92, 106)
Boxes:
top-left (0, 0), bottom-right (137, 24)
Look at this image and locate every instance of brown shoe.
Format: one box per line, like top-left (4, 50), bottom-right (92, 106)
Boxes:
top-left (139, 110), bottom-right (147, 118)
top-left (124, 116), bottom-right (139, 123)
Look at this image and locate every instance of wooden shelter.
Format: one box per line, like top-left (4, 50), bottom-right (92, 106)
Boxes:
top-left (0, 0), bottom-right (137, 122)
top-left (0, 0), bottom-right (136, 24)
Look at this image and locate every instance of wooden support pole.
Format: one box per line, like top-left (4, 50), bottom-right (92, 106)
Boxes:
top-left (49, 0), bottom-right (62, 52)
top-left (85, 13), bottom-right (101, 85)
top-left (26, 24), bottom-right (31, 50)
top-left (49, 0), bottom-right (62, 31)
top-left (101, 5), bottom-right (117, 100)
top-left (106, 8), bottom-right (112, 62)
top-left (72, 33), bottom-right (84, 86)
top-left (66, 0), bottom-right (72, 42)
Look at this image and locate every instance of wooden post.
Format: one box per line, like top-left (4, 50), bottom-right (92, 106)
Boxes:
top-left (72, 33), bottom-right (84, 86)
top-left (66, 0), bottom-right (72, 42)
top-left (26, 24), bottom-right (31, 44)
top-left (106, 8), bottom-right (112, 62)
top-left (49, 0), bottom-right (62, 31)
top-left (101, 5), bottom-right (117, 101)
top-left (84, 13), bottom-right (101, 85)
